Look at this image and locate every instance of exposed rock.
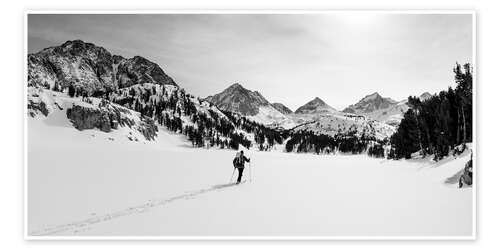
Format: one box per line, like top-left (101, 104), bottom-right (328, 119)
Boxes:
top-left (342, 92), bottom-right (397, 114)
top-left (271, 102), bottom-right (293, 114)
top-left (66, 105), bottom-right (115, 132)
top-left (28, 40), bottom-right (177, 96)
top-left (66, 103), bottom-right (158, 140)
top-left (295, 97), bottom-right (336, 114)
top-left (205, 83), bottom-right (271, 116)
top-left (27, 100), bottom-right (49, 117)
top-left (115, 56), bottom-right (177, 88)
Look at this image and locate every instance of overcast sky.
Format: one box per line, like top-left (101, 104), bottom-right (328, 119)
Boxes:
top-left (28, 13), bottom-right (473, 111)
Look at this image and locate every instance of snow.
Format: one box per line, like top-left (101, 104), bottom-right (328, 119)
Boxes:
top-left (28, 87), bottom-right (155, 143)
top-left (247, 105), bottom-right (297, 129)
top-left (291, 112), bottom-right (396, 140)
top-left (28, 114), bottom-right (472, 237)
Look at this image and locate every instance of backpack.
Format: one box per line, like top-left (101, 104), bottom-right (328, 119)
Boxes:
top-left (233, 152), bottom-right (242, 168)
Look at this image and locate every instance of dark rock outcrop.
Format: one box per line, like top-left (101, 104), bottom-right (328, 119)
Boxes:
top-left (115, 56), bottom-right (177, 88)
top-left (27, 100), bottom-right (49, 117)
top-left (66, 103), bottom-right (158, 140)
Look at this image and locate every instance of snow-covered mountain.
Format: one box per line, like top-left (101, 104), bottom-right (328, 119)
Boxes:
top-left (291, 113), bottom-right (396, 141)
top-left (28, 41), bottom-right (293, 150)
top-left (27, 39), bottom-right (432, 155)
top-left (294, 97), bottom-right (337, 114)
top-left (343, 92), bottom-right (397, 114)
top-left (204, 85), bottom-right (397, 140)
top-left (28, 40), bottom-right (177, 95)
top-left (342, 92), bottom-right (433, 126)
top-left (205, 83), bottom-right (269, 116)
top-left (271, 102), bottom-right (293, 114)
top-left (205, 83), bottom-right (296, 128)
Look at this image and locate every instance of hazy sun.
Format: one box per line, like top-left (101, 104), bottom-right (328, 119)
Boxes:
top-left (337, 13), bottom-right (380, 27)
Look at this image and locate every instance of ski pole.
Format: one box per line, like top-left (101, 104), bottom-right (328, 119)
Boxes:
top-left (249, 161), bottom-right (252, 182)
top-left (229, 168), bottom-right (236, 182)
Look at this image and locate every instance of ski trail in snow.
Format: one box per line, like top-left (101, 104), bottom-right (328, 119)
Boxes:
top-left (29, 181), bottom-right (245, 236)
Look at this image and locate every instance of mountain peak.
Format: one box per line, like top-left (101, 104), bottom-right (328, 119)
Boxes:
top-left (361, 92), bottom-right (382, 102)
top-left (419, 92), bottom-right (432, 101)
top-left (295, 97), bottom-right (336, 114)
top-left (205, 83), bottom-right (271, 116)
top-left (27, 39), bottom-right (177, 95)
top-left (228, 82), bottom-right (244, 89)
top-left (343, 92), bottom-right (398, 114)
top-left (312, 97), bottom-right (324, 102)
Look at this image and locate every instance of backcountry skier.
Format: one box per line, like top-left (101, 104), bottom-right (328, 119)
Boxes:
top-left (233, 150), bottom-right (250, 184)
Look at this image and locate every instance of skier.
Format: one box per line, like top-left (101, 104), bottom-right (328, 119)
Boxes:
top-left (233, 150), bottom-right (250, 184)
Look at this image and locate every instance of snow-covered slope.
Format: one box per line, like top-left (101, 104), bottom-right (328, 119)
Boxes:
top-left (28, 122), bottom-right (472, 236)
top-left (362, 100), bottom-right (410, 126)
top-left (247, 105), bottom-right (297, 129)
top-left (291, 112), bottom-right (396, 141)
top-left (343, 92), bottom-right (434, 125)
top-left (28, 87), bottom-right (158, 143)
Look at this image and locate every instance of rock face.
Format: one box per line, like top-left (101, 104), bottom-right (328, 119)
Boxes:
top-left (114, 55), bottom-right (177, 89)
top-left (343, 92), bottom-right (397, 114)
top-left (205, 83), bottom-right (271, 116)
top-left (295, 97), bottom-right (336, 114)
top-left (271, 102), bottom-right (293, 114)
top-left (66, 102), bottom-right (158, 140)
top-left (28, 40), bottom-right (176, 95)
top-left (27, 100), bottom-right (49, 117)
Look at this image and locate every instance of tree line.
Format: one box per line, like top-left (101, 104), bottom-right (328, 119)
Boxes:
top-left (389, 63), bottom-right (473, 160)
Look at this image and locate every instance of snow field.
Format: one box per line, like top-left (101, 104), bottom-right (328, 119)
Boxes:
top-left (28, 116), bottom-right (472, 236)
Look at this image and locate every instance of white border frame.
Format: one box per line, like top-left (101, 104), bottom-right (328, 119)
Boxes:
top-left (23, 9), bottom-right (477, 241)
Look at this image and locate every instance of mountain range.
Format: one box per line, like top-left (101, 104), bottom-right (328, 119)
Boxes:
top-left (204, 83), bottom-right (433, 128)
top-left (27, 39), bottom-right (434, 153)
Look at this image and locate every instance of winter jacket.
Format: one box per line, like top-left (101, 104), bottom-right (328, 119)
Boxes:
top-left (234, 155), bottom-right (250, 168)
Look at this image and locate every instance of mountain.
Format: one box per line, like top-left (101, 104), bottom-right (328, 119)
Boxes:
top-left (271, 103), bottom-right (293, 114)
top-left (205, 83), bottom-right (270, 116)
top-left (205, 83), bottom-right (296, 128)
top-left (28, 40), bottom-right (176, 95)
top-left (295, 97), bottom-right (336, 114)
top-left (342, 92), bottom-right (397, 114)
top-left (342, 92), bottom-right (434, 126)
top-left (291, 113), bottom-right (396, 141)
top-left (419, 92), bottom-right (432, 101)
top-left (27, 39), bottom-right (401, 157)
top-left (28, 40), bottom-right (294, 150)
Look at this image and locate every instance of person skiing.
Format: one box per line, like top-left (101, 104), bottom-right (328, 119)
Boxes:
top-left (233, 150), bottom-right (250, 184)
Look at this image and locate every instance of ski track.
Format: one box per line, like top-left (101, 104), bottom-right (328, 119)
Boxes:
top-left (29, 181), bottom-right (246, 236)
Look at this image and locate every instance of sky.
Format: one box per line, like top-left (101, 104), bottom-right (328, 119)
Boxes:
top-left (28, 13), bottom-right (473, 111)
